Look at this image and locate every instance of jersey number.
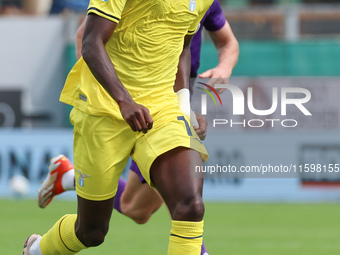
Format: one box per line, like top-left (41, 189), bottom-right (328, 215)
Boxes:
top-left (177, 116), bottom-right (192, 136)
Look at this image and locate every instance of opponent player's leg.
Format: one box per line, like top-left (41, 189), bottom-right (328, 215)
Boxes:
top-left (151, 147), bottom-right (205, 255)
top-left (120, 165), bottom-right (163, 224)
top-left (38, 155), bottom-right (75, 208)
top-left (38, 155), bottom-right (127, 214)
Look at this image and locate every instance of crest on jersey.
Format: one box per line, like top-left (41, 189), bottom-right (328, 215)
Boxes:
top-left (189, 0), bottom-right (196, 12)
top-left (77, 169), bottom-right (90, 187)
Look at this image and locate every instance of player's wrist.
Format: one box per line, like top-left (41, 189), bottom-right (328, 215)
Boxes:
top-left (216, 63), bottom-right (233, 78)
top-left (116, 96), bottom-right (135, 111)
top-left (176, 88), bottom-right (198, 128)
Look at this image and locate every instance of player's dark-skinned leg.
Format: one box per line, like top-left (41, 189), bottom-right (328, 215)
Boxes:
top-left (151, 147), bottom-right (204, 255)
top-left (75, 196), bottom-right (115, 247)
top-left (37, 196), bottom-right (114, 254)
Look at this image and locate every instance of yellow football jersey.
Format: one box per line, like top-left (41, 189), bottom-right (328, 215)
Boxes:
top-left (60, 0), bottom-right (213, 118)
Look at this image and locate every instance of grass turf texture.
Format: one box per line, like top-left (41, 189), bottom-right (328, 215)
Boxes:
top-left (1, 199), bottom-right (340, 254)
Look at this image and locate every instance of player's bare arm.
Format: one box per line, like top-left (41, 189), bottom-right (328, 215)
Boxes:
top-left (174, 34), bottom-right (208, 139)
top-left (199, 21), bottom-right (239, 93)
top-left (174, 35), bottom-right (199, 126)
top-left (174, 34), bottom-right (193, 93)
top-left (174, 34), bottom-right (195, 118)
top-left (75, 16), bottom-right (87, 60)
top-left (209, 21), bottom-right (239, 78)
top-left (82, 14), bottom-right (153, 133)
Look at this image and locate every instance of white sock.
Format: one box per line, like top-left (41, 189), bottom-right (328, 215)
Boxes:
top-left (29, 236), bottom-right (43, 255)
top-left (61, 169), bottom-right (75, 191)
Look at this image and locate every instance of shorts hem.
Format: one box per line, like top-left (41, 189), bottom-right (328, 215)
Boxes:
top-left (76, 189), bottom-right (117, 201)
top-left (138, 143), bottom-right (208, 187)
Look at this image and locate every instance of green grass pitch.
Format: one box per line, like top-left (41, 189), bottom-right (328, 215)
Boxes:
top-left (1, 199), bottom-right (340, 254)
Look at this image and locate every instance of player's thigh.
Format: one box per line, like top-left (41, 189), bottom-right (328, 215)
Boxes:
top-left (150, 147), bottom-right (204, 217)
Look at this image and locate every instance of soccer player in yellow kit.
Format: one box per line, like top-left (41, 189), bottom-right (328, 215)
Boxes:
top-left (23, 0), bottom-right (213, 254)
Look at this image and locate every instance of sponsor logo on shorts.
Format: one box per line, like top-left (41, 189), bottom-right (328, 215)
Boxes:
top-left (76, 169), bottom-right (90, 187)
top-left (79, 93), bottom-right (87, 102)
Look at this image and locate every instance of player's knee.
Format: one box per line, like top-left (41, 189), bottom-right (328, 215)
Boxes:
top-left (122, 201), bottom-right (162, 224)
top-left (132, 215), bottom-right (151, 224)
top-left (125, 208), bottom-right (152, 224)
top-left (76, 226), bottom-right (108, 247)
top-left (174, 195), bottom-right (205, 221)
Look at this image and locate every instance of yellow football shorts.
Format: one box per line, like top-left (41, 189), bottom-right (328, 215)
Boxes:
top-left (70, 96), bottom-right (208, 201)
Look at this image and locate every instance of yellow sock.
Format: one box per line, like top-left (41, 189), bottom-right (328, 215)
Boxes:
top-left (168, 220), bottom-right (204, 255)
top-left (40, 214), bottom-right (86, 255)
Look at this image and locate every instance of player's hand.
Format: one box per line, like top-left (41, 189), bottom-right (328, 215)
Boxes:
top-left (198, 66), bottom-right (231, 94)
top-left (119, 101), bottom-right (153, 133)
top-left (193, 112), bottom-right (208, 140)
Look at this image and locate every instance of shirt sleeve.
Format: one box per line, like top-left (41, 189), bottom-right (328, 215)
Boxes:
top-left (203, 0), bottom-right (226, 32)
top-left (87, 0), bottom-right (127, 24)
top-left (187, 0), bottom-right (214, 35)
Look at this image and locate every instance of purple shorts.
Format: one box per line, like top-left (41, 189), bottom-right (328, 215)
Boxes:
top-left (129, 160), bottom-right (147, 183)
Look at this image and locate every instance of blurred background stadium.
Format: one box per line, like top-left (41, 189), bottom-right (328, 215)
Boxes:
top-left (0, 0), bottom-right (340, 254)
